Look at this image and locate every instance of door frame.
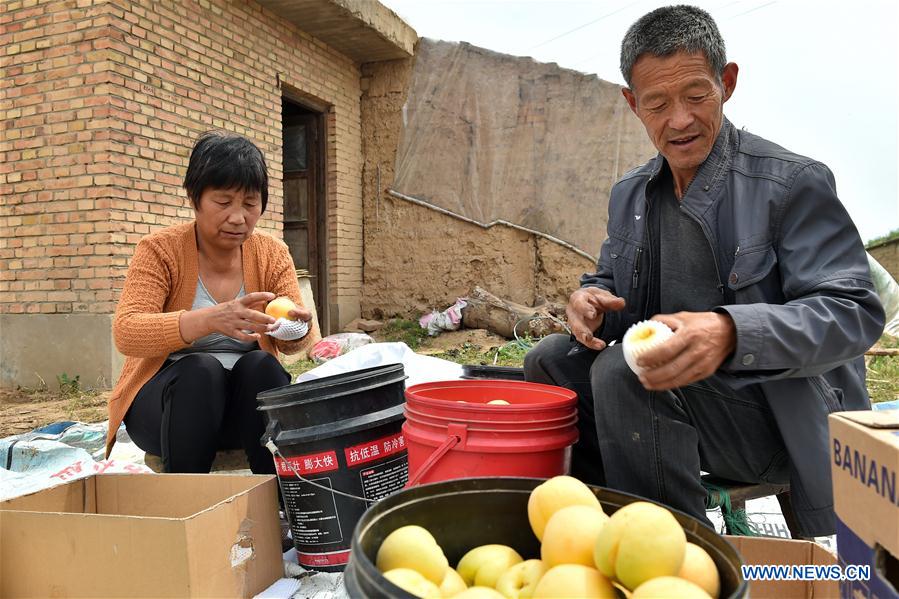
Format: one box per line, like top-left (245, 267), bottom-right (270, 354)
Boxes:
top-left (281, 88), bottom-right (330, 335)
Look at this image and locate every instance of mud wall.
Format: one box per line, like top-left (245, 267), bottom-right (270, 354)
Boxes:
top-left (359, 42), bottom-right (655, 319)
top-left (869, 239), bottom-right (899, 281)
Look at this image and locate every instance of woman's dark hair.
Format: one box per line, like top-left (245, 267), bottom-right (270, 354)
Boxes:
top-left (183, 131), bottom-right (269, 211)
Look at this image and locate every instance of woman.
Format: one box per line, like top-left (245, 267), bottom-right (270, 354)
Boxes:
top-left (105, 131), bottom-right (320, 473)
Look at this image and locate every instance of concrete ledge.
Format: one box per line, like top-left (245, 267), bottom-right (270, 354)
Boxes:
top-left (0, 314), bottom-right (122, 390)
top-left (329, 297), bottom-right (362, 336)
top-left (258, 0), bottom-right (417, 63)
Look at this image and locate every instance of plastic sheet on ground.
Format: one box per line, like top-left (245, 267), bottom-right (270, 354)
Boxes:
top-left (868, 252), bottom-right (899, 337)
top-left (251, 549), bottom-right (349, 599)
top-left (0, 421), bottom-right (151, 501)
top-left (295, 341), bottom-right (464, 387)
top-left (874, 399), bottom-right (899, 411)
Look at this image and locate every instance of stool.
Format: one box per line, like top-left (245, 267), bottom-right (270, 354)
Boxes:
top-left (702, 474), bottom-right (802, 538)
top-left (143, 449), bottom-right (251, 473)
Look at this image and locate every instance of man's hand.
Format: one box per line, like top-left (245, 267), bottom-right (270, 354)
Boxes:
top-left (636, 311), bottom-right (736, 390)
top-left (566, 288), bottom-right (626, 351)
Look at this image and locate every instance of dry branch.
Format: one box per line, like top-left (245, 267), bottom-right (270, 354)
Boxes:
top-left (461, 286), bottom-right (567, 339)
top-left (866, 348), bottom-right (899, 357)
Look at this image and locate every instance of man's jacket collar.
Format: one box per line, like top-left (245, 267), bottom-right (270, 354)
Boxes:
top-left (647, 117), bottom-right (738, 215)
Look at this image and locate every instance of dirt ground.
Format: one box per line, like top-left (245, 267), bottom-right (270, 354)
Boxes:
top-left (413, 328), bottom-right (508, 354)
top-left (0, 387), bottom-right (109, 438)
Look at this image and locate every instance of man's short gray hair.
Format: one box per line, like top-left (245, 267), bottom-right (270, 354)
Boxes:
top-left (620, 5), bottom-right (726, 88)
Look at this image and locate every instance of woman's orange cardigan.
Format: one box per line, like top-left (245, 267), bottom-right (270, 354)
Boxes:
top-left (106, 221), bottom-right (321, 457)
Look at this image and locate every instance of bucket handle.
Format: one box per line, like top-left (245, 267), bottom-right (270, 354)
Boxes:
top-left (264, 438), bottom-right (376, 504)
top-left (406, 423), bottom-right (467, 487)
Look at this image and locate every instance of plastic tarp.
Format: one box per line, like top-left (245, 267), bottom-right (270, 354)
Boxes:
top-left (295, 341), bottom-right (463, 387)
top-left (0, 422), bottom-right (151, 501)
top-left (868, 252), bottom-right (899, 336)
top-left (392, 39), bottom-right (656, 255)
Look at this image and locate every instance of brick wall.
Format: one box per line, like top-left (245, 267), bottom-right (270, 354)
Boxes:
top-left (1, 0), bottom-right (124, 315)
top-left (1, 0), bottom-right (364, 322)
top-left (1, 0), bottom-right (370, 387)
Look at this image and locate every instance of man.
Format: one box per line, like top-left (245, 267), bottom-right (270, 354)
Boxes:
top-left (524, 5), bottom-right (884, 537)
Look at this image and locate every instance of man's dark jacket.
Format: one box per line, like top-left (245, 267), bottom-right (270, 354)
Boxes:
top-left (582, 118), bottom-right (885, 536)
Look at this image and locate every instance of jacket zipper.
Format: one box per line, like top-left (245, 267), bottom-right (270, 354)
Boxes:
top-left (640, 177), bottom-right (654, 316)
top-left (632, 248), bottom-right (642, 289)
top-left (681, 204), bottom-right (724, 296)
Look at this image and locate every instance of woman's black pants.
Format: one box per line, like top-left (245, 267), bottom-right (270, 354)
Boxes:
top-left (124, 350), bottom-right (290, 474)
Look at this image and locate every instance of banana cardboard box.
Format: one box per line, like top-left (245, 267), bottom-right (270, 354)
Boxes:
top-left (830, 410), bottom-right (899, 599)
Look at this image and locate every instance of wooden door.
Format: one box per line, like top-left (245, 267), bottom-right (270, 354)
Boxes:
top-left (283, 109), bottom-right (327, 333)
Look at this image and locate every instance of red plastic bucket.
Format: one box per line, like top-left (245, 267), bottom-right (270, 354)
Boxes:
top-left (403, 380), bottom-right (578, 486)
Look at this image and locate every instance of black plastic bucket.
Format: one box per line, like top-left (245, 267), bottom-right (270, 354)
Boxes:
top-left (345, 477), bottom-right (747, 598)
top-left (258, 364), bottom-right (407, 427)
top-left (257, 364), bottom-right (409, 572)
top-left (461, 364), bottom-right (526, 381)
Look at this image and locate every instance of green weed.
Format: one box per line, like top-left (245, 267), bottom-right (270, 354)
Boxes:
top-left (868, 334), bottom-right (899, 404)
top-left (377, 318), bottom-right (430, 350)
top-left (56, 373), bottom-right (81, 396)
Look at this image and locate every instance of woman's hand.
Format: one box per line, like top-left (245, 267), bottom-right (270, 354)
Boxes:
top-left (266, 305), bottom-right (314, 341)
top-left (179, 292), bottom-right (277, 343)
top-left (287, 306), bottom-right (313, 323)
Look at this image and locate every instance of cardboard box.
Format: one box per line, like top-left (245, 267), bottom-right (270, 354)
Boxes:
top-left (830, 410), bottom-right (899, 599)
top-left (0, 474), bottom-right (283, 598)
top-left (727, 536), bottom-right (839, 598)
